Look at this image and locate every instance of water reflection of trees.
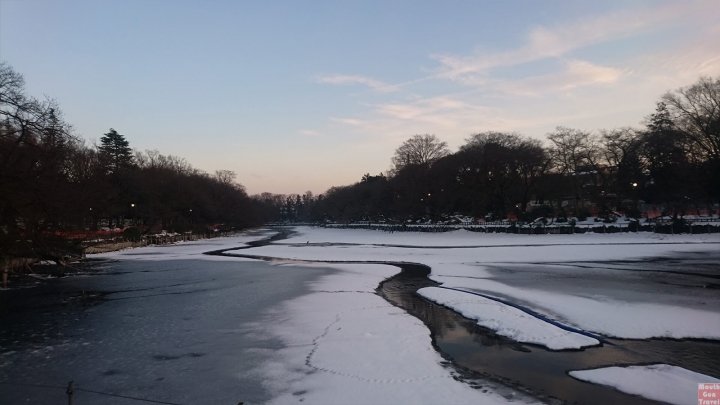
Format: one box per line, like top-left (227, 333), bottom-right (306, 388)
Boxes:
top-left (379, 263), bottom-right (720, 404)
top-left (380, 265), bottom-right (519, 349)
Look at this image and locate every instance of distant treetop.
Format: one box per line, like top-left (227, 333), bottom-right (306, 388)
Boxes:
top-left (99, 128), bottom-right (134, 173)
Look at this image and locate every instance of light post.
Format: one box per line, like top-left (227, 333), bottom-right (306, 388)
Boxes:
top-left (630, 182), bottom-right (639, 221)
top-left (130, 203), bottom-right (136, 226)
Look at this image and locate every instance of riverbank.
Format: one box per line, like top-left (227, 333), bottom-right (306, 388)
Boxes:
top-left (0, 230), bottom-right (264, 289)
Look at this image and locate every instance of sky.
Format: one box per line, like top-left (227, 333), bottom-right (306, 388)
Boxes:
top-left (2, 1), bottom-right (719, 195)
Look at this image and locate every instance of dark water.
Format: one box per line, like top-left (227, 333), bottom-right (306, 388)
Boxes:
top-left (378, 263), bottom-right (720, 405)
top-left (0, 257), bottom-right (334, 405)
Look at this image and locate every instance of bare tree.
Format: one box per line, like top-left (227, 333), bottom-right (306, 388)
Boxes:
top-left (455, 131), bottom-right (548, 217)
top-left (136, 149), bottom-right (195, 174)
top-left (599, 127), bottom-right (645, 206)
top-left (461, 131), bottom-right (522, 151)
top-left (214, 170), bottom-right (236, 185)
top-left (514, 138), bottom-right (551, 213)
top-left (391, 134), bottom-right (449, 172)
top-left (1, 62), bottom-right (80, 264)
top-left (600, 127), bottom-right (637, 168)
top-left (546, 127), bottom-right (600, 212)
top-left (662, 76), bottom-right (720, 161)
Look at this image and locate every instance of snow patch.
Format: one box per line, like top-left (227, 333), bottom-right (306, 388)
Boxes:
top-left (431, 274), bottom-right (720, 340)
top-left (569, 364), bottom-right (720, 405)
top-left (247, 227), bottom-right (720, 341)
top-left (418, 287), bottom-right (598, 350)
top-left (280, 226), bottom-right (720, 247)
top-left (90, 231), bottom-right (276, 261)
top-left (246, 263), bottom-right (538, 404)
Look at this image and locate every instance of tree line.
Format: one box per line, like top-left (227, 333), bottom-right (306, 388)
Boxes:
top-left (1, 62), bottom-right (262, 262)
top-left (262, 76), bottom-right (720, 224)
top-left (2, 59), bottom-right (718, 263)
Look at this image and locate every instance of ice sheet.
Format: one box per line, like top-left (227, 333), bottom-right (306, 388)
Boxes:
top-left (280, 226), bottom-right (720, 247)
top-left (245, 263), bottom-right (537, 404)
top-left (241, 227), bottom-right (720, 340)
top-left (89, 231), bottom-right (276, 261)
top-left (569, 364), bottom-right (720, 405)
top-left (430, 273), bottom-right (720, 339)
top-left (85, 226), bottom-right (720, 403)
top-left (418, 287), bottom-right (599, 350)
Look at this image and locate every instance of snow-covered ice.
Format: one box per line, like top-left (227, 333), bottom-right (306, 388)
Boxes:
top-left (241, 227), bottom-right (720, 341)
top-left (89, 230), bottom-right (540, 403)
top-left (426, 273), bottom-right (720, 340)
top-left (279, 226), bottom-right (720, 248)
top-left (569, 364), bottom-right (720, 405)
top-left (244, 263), bottom-right (536, 404)
top-left (80, 226), bottom-right (720, 403)
top-left (91, 230), bottom-right (276, 261)
top-left (417, 286), bottom-right (599, 350)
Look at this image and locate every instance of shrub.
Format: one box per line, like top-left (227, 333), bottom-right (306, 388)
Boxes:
top-left (625, 207), bottom-right (641, 219)
top-left (123, 227), bottom-right (141, 241)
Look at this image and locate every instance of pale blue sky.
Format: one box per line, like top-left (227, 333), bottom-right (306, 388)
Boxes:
top-left (2, 1), bottom-right (719, 194)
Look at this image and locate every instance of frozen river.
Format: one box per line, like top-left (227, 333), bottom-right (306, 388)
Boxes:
top-left (2, 228), bottom-right (719, 405)
top-left (0, 255), bottom-right (334, 404)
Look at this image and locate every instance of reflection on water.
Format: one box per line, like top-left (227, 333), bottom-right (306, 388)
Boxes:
top-left (379, 263), bottom-right (720, 405)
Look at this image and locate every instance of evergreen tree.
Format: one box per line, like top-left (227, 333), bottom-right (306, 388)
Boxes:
top-left (99, 128), bottom-right (134, 173)
top-left (641, 102), bottom-right (692, 214)
top-left (647, 102), bottom-right (674, 133)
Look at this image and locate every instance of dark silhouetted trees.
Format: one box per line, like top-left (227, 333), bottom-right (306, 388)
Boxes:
top-left (305, 76), bottom-right (719, 224)
top-left (4, 59), bottom-right (719, 252)
top-left (99, 128), bottom-right (134, 173)
top-left (1, 63), bottom-right (261, 265)
top-left (391, 134), bottom-right (449, 173)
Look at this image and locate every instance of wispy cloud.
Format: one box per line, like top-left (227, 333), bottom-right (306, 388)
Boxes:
top-left (330, 117), bottom-right (366, 126)
top-left (330, 96), bottom-right (518, 144)
top-left (317, 74), bottom-right (398, 92)
top-left (299, 129), bottom-right (321, 136)
top-left (374, 96), bottom-right (483, 123)
top-left (630, 23), bottom-right (720, 82)
top-left (319, 2), bottom-right (720, 151)
top-left (430, 2), bottom-right (719, 85)
top-left (483, 59), bottom-right (629, 97)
